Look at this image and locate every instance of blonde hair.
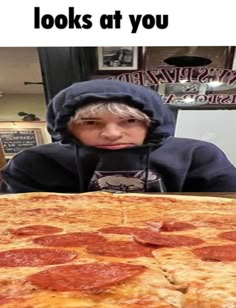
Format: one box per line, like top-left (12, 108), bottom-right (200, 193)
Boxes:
top-left (69, 102), bottom-right (151, 124)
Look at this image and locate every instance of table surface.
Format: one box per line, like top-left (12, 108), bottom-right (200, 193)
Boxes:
top-left (166, 192), bottom-right (236, 199)
top-left (0, 192), bottom-right (236, 199)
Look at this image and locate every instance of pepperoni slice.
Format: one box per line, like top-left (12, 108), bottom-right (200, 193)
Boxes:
top-left (146, 221), bottom-right (196, 231)
top-left (0, 295), bottom-right (10, 305)
top-left (9, 225), bottom-right (63, 236)
top-left (86, 241), bottom-right (154, 258)
top-left (98, 226), bottom-right (150, 235)
top-left (27, 262), bottom-right (146, 291)
top-left (134, 231), bottom-right (203, 247)
top-left (161, 221), bottom-right (196, 231)
top-left (0, 295), bottom-right (25, 305)
top-left (218, 231), bottom-right (236, 241)
top-left (192, 245), bottom-right (236, 261)
top-left (33, 232), bottom-right (107, 247)
top-left (0, 248), bottom-right (77, 266)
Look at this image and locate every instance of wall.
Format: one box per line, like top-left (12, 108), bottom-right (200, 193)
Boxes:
top-left (0, 94), bottom-right (46, 121)
top-left (175, 110), bottom-right (236, 167)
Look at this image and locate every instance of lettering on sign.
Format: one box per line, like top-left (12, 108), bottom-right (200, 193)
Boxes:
top-left (108, 68), bottom-right (236, 106)
top-left (0, 129), bottom-right (43, 158)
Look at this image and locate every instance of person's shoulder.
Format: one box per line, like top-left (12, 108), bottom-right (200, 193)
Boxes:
top-left (166, 137), bottom-right (220, 149)
top-left (160, 137), bottom-right (226, 158)
top-left (9, 142), bottom-right (74, 162)
top-left (28, 141), bottom-right (73, 153)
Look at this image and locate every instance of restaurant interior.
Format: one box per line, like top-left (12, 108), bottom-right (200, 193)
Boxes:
top-left (0, 46), bottom-right (236, 168)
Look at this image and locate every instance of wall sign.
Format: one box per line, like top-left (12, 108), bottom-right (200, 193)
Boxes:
top-left (108, 67), bottom-right (236, 107)
top-left (0, 129), bottom-right (43, 159)
top-left (0, 122), bottom-right (51, 159)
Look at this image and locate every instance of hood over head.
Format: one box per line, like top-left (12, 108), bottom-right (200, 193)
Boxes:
top-left (46, 79), bottom-right (175, 143)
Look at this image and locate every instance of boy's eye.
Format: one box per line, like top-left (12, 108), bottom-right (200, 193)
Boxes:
top-left (80, 120), bottom-right (99, 126)
top-left (124, 118), bottom-right (141, 124)
top-left (127, 119), bottom-right (139, 123)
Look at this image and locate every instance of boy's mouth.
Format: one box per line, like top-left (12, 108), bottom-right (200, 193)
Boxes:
top-left (95, 144), bottom-right (134, 150)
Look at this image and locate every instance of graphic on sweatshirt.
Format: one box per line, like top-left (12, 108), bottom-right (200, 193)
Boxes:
top-left (89, 170), bottom-right (164, 193)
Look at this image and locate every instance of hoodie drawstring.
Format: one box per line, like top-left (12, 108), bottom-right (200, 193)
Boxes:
top-left (144, 147), bottom-right (150, 192)
top-left (74, 144), bottom-right (84, 192)
top-left (144, 145), bottom-right (165, 193)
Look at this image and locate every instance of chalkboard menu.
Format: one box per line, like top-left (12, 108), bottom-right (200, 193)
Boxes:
top-left (0, 128), bottom-right (43, 158)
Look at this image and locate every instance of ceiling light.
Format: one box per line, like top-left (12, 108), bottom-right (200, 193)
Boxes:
top-left (164, 56), bottom-right (212, 67)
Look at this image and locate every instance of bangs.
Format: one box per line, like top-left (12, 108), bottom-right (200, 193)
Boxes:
top-left (70, 102), bottom-right (151, 123)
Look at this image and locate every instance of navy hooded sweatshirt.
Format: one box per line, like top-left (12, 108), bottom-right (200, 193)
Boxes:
top-left (1, 79), bottom-right (236, 193)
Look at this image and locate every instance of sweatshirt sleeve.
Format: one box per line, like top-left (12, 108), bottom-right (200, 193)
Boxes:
top-left (183, 142), bottom-right (236, 192)
top-left (0, 152), bottom-right (45, 193)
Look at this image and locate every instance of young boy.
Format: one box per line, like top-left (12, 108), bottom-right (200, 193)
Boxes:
top-left (1, 79), bottom-right (236, 193)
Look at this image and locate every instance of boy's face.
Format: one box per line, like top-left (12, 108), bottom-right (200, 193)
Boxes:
top-left (68, 112), bottom-right (149, 150)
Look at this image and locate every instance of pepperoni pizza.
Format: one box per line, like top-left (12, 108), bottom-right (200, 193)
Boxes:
top-left (0, 192), bottom-right (235, 307)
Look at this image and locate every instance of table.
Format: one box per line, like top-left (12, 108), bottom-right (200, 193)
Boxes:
top-left (173, 192), bottom-right (236, 199)
top-left (1, 192), bottom-right (236, 198)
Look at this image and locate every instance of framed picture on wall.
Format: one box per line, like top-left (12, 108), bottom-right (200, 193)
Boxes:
top-left (97, 47), bottom-right (141, 73)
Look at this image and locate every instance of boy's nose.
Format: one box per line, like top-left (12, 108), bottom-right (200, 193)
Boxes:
top-left (101, 124), bottom-right (124, 139)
